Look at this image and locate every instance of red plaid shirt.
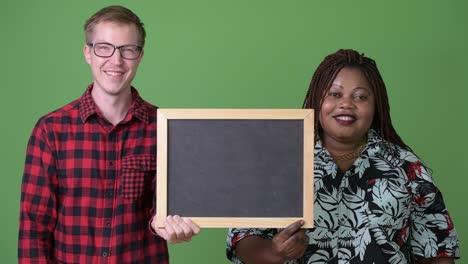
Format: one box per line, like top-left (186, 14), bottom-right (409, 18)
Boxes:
top-left (18, 85), bottom-right (168, 264)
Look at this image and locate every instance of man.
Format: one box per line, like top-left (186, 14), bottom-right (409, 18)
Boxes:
top-left (18, 5), bottom-right (200, 263)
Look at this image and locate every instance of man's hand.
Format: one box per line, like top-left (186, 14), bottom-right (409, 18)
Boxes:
top-left (270, 220), bottom-right (309, 262)
top-left (151, 215), bottom-right (201, 244)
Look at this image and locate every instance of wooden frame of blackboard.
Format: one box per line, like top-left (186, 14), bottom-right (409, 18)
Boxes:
top-left (156, 109), bottom-right (314, 228)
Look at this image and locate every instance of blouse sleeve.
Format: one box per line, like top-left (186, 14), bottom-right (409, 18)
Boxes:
top-left (226, 228), bottom-right (282, 263)
top-left (406, 160), bottom-right (460, 260)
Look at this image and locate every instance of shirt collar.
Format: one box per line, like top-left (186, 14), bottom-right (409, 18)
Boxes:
top-left (314, 129), bottom-right (384, 178)
top-left (315, 129), bottom-right (384, 157)
top-left (79, 84), bottom-right (150, 124)
top-left (128, 88), bottom-right (150, 124)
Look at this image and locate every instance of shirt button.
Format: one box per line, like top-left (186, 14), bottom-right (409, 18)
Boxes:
top-left (102, 252), bottom-right (108, 257)
top-left (106, 222), bottom-right (111, 227)
top-left (109, 161), bottom-right (114, 166)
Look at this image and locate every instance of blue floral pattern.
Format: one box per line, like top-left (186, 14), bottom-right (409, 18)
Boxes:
top-left (227, 130), bottom-right (459, 263)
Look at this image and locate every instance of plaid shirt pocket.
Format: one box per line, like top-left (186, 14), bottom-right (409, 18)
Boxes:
top-left (121, 155), bottom-right (156, 200)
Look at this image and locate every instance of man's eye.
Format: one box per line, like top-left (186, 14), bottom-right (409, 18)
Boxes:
top-left (122, 47), bottom-right (135, 52)
top-left (97, 46), bottom-right (112, 52)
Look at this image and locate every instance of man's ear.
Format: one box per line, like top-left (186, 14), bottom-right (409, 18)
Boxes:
top-left (137, 49), bottom-right (144, 62)
top-left (83, 44), bottom-right (91, 65)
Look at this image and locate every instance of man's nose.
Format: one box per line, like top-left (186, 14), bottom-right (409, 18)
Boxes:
top-left (109, 49), bottom-right (124, 64)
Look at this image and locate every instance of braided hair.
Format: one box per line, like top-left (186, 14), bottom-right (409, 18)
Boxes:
top-left (302, 49), bottom-right (411, 151)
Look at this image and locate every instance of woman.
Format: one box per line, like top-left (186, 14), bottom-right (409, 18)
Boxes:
top-left (226, 49), bottom-right (460, 263)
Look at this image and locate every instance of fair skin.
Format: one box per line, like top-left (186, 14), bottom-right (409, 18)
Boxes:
top-left (83, 21), bottom-right (143, 125)
top-left (83, 20), bottom-right (200, 243)
top-left (151, 215), bottom-right (201, 244)
top-left (236, 67), bottom-right (455, 263)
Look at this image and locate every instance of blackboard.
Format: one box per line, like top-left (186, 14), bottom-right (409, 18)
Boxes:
top-left (156, 109), bottom-right (314, 228)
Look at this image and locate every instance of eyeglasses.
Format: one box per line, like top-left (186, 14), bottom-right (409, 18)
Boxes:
top-left (87, 42), bottom-right (143, 60)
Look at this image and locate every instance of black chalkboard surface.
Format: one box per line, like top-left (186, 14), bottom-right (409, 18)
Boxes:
top-left (156, 109), bottom-right (314, 228)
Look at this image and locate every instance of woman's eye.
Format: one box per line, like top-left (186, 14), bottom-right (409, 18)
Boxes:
top-left (328, 92), bottom-right (340, 98)
top-left (354, 94), bottom-right (368, 100)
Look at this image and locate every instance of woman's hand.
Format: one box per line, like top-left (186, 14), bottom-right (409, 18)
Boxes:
top-left (270, 220), bottom-right (309, 262)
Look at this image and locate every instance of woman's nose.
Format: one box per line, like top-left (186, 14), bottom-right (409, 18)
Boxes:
top-left (338, 96), bottom-right (354, 109)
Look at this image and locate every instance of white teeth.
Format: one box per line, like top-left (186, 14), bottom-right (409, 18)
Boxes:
top-left (335, 116), bottom-right (355, 121)
top-left (106, 71), bottom-right (123, 76)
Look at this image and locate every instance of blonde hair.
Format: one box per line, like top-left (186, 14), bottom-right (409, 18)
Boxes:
top-left (84, 5), bottom-right (146, 47)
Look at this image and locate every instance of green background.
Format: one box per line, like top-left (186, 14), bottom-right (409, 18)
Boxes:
top-left (1, 0), bottom-right (466, 263)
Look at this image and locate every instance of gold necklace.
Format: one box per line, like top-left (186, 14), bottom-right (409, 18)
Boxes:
top-left (331, 140), bottom-right (367, 161)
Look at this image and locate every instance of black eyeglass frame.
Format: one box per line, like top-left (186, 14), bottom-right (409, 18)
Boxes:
top-left (87, 42), bottom-right (143, 60)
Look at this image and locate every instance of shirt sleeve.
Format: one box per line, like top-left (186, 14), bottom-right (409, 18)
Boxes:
top-left (406, 160), bottom-right (460, 260)
top-left (18, 119), bottom-right (58, 263)
top-left (226, 228), bottom-right (284, 264)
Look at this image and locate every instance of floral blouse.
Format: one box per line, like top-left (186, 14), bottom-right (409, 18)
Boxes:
top-left (227, 130), bottom-right (459, 264)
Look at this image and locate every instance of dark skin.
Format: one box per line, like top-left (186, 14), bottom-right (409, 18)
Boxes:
top-left (236, 222), bottom-right (456, 264)
top-left (235, 220), bottom-right (309, 264)
top-left (235, 66), bottom-right (458, 263)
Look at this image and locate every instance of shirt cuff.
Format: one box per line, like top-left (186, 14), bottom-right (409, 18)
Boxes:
top-left (148, 215), bottom-right (159, 236)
